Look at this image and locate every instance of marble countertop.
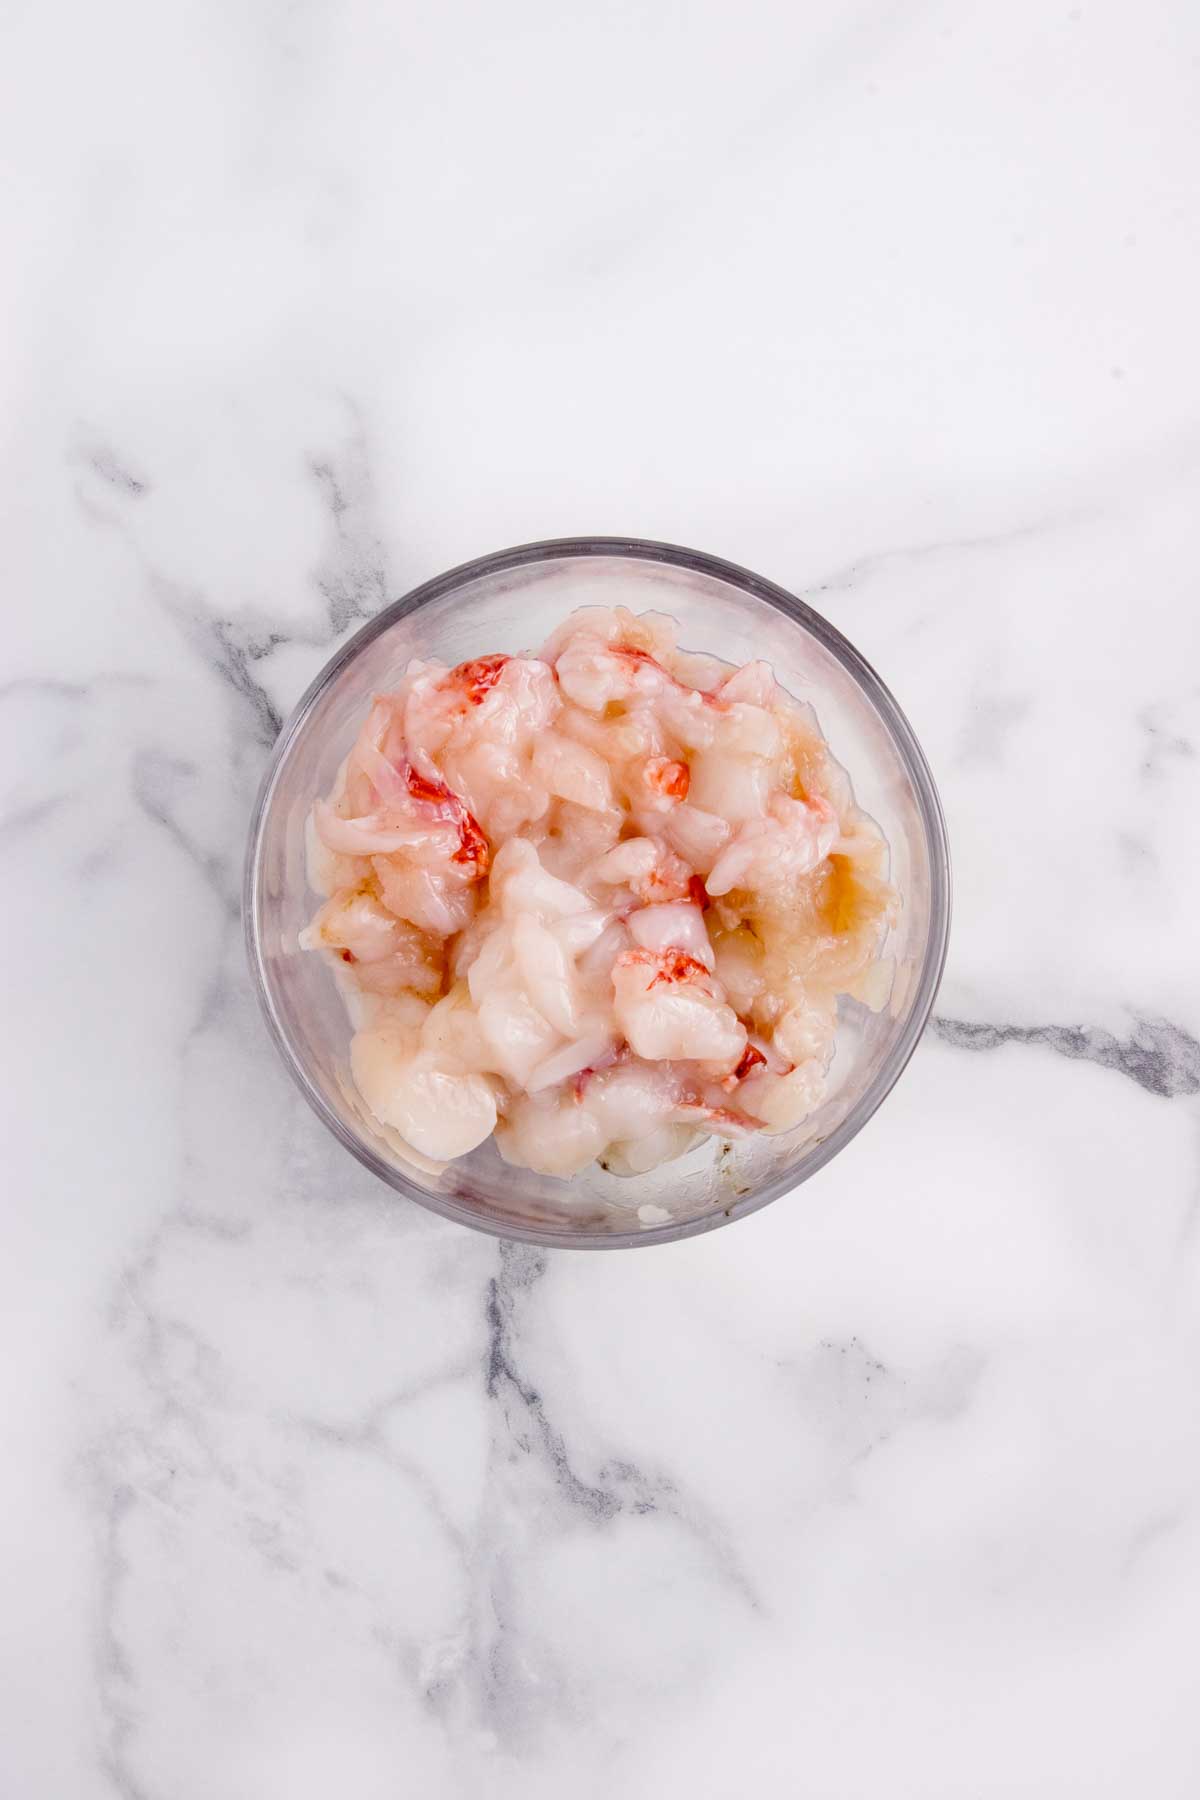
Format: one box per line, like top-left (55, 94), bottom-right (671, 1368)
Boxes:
top-left (4, 3), bottom-right (1200, 1795)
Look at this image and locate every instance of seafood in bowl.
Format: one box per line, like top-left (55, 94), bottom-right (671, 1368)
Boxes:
top-left (301, 604), bottom-right (898, 1178)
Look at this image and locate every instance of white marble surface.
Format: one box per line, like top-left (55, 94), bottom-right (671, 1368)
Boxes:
top-left (4, 1), bottom-right (1200, 1793)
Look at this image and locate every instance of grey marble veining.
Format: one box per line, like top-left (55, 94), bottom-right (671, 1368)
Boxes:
top-left (932, 1015), bottom-right (1200, 1099)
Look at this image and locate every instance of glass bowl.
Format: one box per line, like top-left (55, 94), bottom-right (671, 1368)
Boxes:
top-left (244, 538), bottom-right (950, 1248)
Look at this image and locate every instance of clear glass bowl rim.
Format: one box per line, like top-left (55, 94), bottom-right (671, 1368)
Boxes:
top-left (244, 535), bottom-right (952, 1250)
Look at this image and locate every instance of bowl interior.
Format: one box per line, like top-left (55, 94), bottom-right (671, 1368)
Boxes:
top-left (246, 542), bottom-right (948, 1246)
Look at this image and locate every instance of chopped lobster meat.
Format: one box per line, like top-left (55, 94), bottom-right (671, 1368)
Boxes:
top-left (303, 603), bottom-right (896, 1174)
